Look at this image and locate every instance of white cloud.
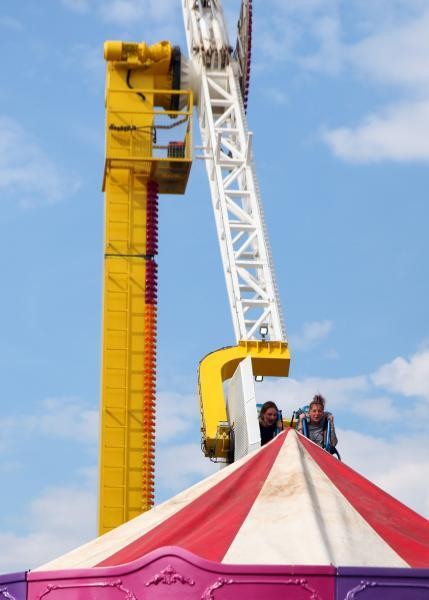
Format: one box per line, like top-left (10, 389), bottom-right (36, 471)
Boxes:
top-left (263, 88), bottom-right (288, 105)
top-left (145, 0), bottom-right (176, 21)
top-left (323, 349), bottom-right (339, 361)
top-left (299, 15), bottom-right (343, 74)
top-left (255, 373), bottom-right (369, 416)
top-left (282, 0), bottom-right (337, 14)
top-left (31, 397), bottom-right (99, 443)
top-left (0, 460), bottom-right (22, 473)
top-left (0, 116), bottom-right (80, 207)
top-left (156, 443), bottom-right (216, 494)
top-left (0, 16), bottom-right (24, 31)
top-left (294, 5), bottom-right (429, 84)
top-left (318, 9), bottom-right (429, 163)
top-left (67, 43), bottom-right (104, 75)
top-left (255, 350), bottom-right (429, 422)
top-left (261, 0), bottom-right (429, 76)
top-left (252, 0), bottom-right (340, 69)
top-left (0, 397), bottom-right (98, 449)
top-left (0, 417), bottom-right (16, 451)
top-left (156, 390), bottom-right (199, 442)
top-left (346, 395), bottom-right (400, 422)
top-left (61, 0), bottom-right (177, 25)
top-left (155, 390), bottom-right (217, 501)
top-left (0, 478), bottom-right (96, 572)
top-left (61, 0), bottom-right (91, 13)
top-left (372, 349), bottom-right (429, 400)
top-left (322, 100), bottom-right (429, 163)
top-left (348, 10), bottom-right (429, 90)
top-left (340, 430), bottom-right (429, 516)
top-left (98, 0), bottom-right (144, 25)
top-left (252, 2), bottom-right (429, 164)
top-left (270, 0), bottom-right (339, 23)
top-left (290, 319), bottom-right (333, 351)
top-left (61, 43), bottom-right (105, 99)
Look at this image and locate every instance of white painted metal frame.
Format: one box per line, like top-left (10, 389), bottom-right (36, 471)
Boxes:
top-left (182, 0), bottom-right (286, 342)
top-left (226, 357), bottom-right (261, 461)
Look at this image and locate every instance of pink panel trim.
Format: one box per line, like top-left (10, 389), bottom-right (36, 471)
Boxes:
top-left (28, 546), bottom-right (335, 600)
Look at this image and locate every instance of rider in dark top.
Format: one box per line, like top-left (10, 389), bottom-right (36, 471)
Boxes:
top-left (259, 401), bottom-right (283, 446)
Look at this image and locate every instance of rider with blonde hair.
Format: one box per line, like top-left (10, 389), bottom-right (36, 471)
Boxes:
top-left (297, 394), bottom-right (338, 450)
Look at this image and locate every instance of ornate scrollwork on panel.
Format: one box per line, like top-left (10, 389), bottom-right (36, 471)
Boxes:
top-left (201, 577), bottom-right (234, 600)
top-left (37, 579), bottom-right (137, 600)
top-left (0, 586), bottom-right (16, 600)
top-left (201, 576), bottom-right (322, 600)
top-left (345, 579), bottom-right (429, 599)
top-left (145, 565), bottom-right (195, 587)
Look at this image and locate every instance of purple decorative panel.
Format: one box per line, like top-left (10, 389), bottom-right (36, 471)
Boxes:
top-left (0, 572), bottom-right (27, 600)
top-left (337, 566), bottom-right (429, 599)
top-left (28, 546), bottom-right (336, 600)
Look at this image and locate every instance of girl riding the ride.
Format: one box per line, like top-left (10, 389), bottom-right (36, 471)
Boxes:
top-left (297, 394), bottom-right (338, 450)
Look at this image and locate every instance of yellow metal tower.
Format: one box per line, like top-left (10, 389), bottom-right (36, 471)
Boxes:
top-left (99, 40), bottom-right (192, 535)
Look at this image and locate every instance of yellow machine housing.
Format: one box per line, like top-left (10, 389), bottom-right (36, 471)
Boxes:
top-left (103, 41), bottom-right (192, 194)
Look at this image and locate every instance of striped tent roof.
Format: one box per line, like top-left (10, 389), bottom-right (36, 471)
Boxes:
top-left (35, 428), bottom-right (429, 571)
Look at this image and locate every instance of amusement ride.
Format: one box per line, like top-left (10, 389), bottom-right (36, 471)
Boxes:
top-left (2, 5), bottom-right (429, 598)
top-left (98, 0), bottom-right (290, 534)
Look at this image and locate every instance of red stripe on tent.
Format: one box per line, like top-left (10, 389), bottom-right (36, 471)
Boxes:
top-left (299, 434), bottom-right (429, 567)
top-left (97, 430), bottom-right (288, 566)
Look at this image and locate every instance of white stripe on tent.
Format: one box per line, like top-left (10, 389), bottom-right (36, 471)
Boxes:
top-left (223, 431), bottom-right (408, 567)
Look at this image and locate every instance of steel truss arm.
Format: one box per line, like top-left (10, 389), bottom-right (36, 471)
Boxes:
top-left (182, 0), bottom-right (286, 343)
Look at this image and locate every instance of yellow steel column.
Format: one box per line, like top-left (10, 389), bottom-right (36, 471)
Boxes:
top-left (99, 40), bottom-right (192, 535)
top-left (99, 169), bottom-right (151, 533)
top-left (99, 42), bottom-right (165, 535)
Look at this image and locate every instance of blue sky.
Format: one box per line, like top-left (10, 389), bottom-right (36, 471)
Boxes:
top-left (1, 0), bottom-right (429, 572)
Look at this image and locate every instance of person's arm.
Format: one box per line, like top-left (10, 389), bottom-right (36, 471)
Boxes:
top-left (296, 413), bottom-right (305, 432)
top-left (327, 413), bottom-right (338, 446)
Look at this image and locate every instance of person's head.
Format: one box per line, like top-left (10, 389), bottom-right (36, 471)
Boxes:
top-left (308, 395), bottom-right (325, 425)
top-left (259, 401), bottom-right (279, 426)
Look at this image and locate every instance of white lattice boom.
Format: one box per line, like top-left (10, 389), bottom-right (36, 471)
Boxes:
top-left (182, 0), bottom-right (286, 343)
